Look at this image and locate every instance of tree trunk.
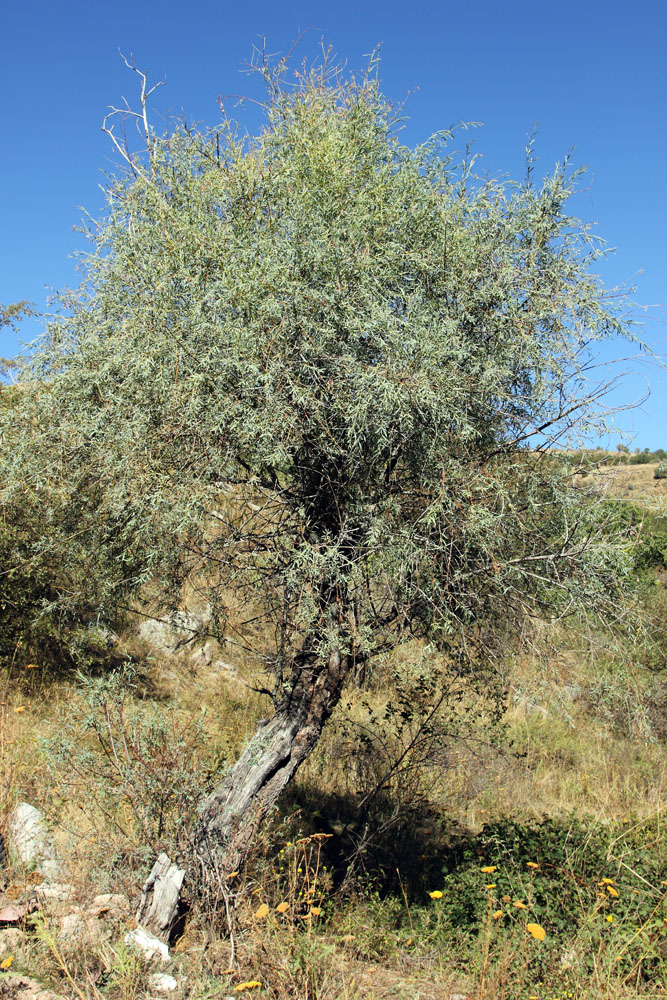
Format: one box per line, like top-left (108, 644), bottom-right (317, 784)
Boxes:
top-left (191, 646), bottom-right (348, 886)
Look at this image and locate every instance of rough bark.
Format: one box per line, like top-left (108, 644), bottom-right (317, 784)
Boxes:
top-left (192, 646), bottom-right (348, 885)
top-left (135, 852), bottom-right (185, 942)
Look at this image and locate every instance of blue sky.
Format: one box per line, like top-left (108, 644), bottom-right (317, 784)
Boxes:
top-left (2, 0), bottom-right (665, 446)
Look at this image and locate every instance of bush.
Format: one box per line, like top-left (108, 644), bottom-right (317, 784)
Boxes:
top-left (654, 461), bottom-right (667, 480)
top-left (431, 816), bottom-right (667, 982)
top-left (41, 668), bottom-right (223, 869)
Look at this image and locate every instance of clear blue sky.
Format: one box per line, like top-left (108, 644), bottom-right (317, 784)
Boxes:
top-left (2, 0), bottom-right (665, 447)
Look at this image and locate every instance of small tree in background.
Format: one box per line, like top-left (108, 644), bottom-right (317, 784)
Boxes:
top-left (1, 54), bottom-right (638, 888)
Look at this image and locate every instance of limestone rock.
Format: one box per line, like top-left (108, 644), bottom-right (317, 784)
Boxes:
top-left (6, 804), bottom-right (60, 880)
top-left (34, 884), bottom-right (75, 904)
top-left (125, 925), bottom-right (171, 963)
top-left (88, 893), bottom-right (130, 918)
top-left (190, 640), bottom-right (217, 667)
top-left (148, 973), bottom-right (179, 992)
top-left (0, 926), bottom-right (23, 956)
top-left (0, 974), bottom-right (66, 1000)
top-left (138, 612), bottom-right (203, 656)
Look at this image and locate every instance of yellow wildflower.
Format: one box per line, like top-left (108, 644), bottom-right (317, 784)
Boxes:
top-left (234, 983), bottom-right (261, 992)
top-left (492, 910), bottom-right (503, 920)
top-left (606, 915), bottom-right (614, 923)
top-left (254, 903), bottom-right (269, 920)
top-left (309, 906), bottom-right (322, 916)
top-left (526, 923), bottom-right (546, 941)
top-left (276, 902), bottom-right (289, 913)
top-left (484, 884), bottom-right (497, 890)
top-left (428, 890), bottom-right (443, 899)
top-left (606, 886), bottom-right (619, 897)
top-left (0, 957), bottom-right (13, 970)
top-left (480, 866), bottom-right (497, 874)
top-left (513, 900), bottom-right (527, 909)
top-left (526, 862), bottom-right (539, 869)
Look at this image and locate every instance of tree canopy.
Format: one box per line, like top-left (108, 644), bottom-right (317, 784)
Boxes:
top-left (2, 58), bottom-right (636, 880)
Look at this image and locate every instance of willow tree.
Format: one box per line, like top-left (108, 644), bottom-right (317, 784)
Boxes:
top-left (3, 58), bottom-right (634, 884)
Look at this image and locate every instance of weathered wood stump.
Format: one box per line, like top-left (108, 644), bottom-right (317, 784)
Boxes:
top-left (135, 853), bottom-right (185, 943)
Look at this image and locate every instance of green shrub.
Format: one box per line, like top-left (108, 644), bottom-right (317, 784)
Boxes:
top-left (431, 816), bottom-right (667, 982)
top-left (41, 668), bottom-right (224, 867)
top-left (654, 461), bottom-right (667, 480)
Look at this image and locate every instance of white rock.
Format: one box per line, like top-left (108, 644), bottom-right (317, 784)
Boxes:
top-left (138, 612), bottom-right (203, 655)
top-left (35, 883), bottom-right (75, 903)
top-left (89, 893), bottom-right (130, 917)
top-left (125, 925), bottom-right (170, 963)
top-left (7, 803), bottom-right (60, 879)
top-left (212, 659), bottom-right (237, 676)
top-left (190, 640), bottom-right (216, 667)
top-left (0, 927), bottom-right (23, 956)
top-left (148, 973), bottom-right (179, 992)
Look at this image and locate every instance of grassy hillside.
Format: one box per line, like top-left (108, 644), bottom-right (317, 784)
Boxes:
top-left (1, 462), bottom-right (666, 1000)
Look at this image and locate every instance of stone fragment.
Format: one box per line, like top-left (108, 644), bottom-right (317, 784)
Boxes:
top-left (138, 612), bottom-right (203, 655)
top-left (6, 804), bottom-right (60, 880)
top-left (125, 925), bottom-right (171, 963)
top-left (0, 902), bottom-right (26, 923)
top-left (190, 640), bottom-right (217, 667)
top-left (212, 659), bottom-right (237, 676)
top-left (0, 926), bottom-right (23, 955)
top-left (89, 893), bottom-right (130, 918)
top-left (0, 973), bottom-right (66, 999)
top-left (149, 972), bottom-right (179, 992)
top-left (35, 884), bottom-right (75, 903)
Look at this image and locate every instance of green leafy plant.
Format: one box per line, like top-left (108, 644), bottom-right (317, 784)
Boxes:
top-left (431, 816), bottom-right (667, 983)
top-left (41, 668), bottom-right (220, 864)
top-left (3, 49), bottom-right (640, 885)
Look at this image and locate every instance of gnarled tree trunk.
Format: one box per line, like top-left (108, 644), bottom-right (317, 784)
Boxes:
top-left (192, 646), bottom-right (349, 886)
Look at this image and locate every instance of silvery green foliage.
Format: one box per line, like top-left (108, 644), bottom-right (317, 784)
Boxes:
top-left (3, 66), bottom-right (636, 679)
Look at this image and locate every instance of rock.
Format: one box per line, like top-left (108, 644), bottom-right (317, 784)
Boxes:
top-left (89, 893), bottom-right (130, 918)
top-left (35, 883), bottom-right (75, 903)
top-left (125, 925), bottom-right (170, 963)
top-left (0, 902), bottom-right (27, 923)
top-left (0, 975), bottom-right (65, 999)
top-left (138, 612), bottom-right (203, 656)
top-left (190, 640), bottom-right (217, 667)
top-left (6, 804), bottom-right (60, 880)
top-left (562, 683), bottom-right (582, 702)
top-left (212, 659), bottom-right (237, 677)
top-left (149, 973), bottom-right (179, 992)
top-left (0, 926), bottom-right (23, 956)
top-left (57, 908), bottom-right (86, 939)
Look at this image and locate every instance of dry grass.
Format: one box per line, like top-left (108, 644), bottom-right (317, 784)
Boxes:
top-left (577, 460), bottom-right (667, 506)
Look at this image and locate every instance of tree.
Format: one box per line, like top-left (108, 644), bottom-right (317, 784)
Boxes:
top-left (2, 56), bottom-right (636, 889)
